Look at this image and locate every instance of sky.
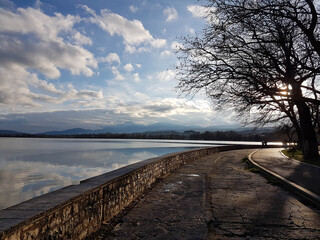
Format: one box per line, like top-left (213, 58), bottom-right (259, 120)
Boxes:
top-left (0, 0), bottom-right (237, 133)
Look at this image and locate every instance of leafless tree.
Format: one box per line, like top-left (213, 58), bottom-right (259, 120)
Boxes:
top-left (276, 124), bottom-right (297, 144)
top-left (176, 0), bottom-right (320, 161)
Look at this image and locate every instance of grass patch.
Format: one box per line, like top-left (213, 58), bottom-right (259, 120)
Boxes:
top-left (281, 148), bottom-right (303, 161)
top-left (242, 157), bottom-right (261, 173)
top-left (281, 148), bottom-right (320, 167)
top-left (266, 176), bottom-right (280, 185)
top-left (242, 157), bottom-right (250, 164)
top-left (242, 157), bottom-right (278, 185)
top-left (248, 167), bottom-right (262, 173)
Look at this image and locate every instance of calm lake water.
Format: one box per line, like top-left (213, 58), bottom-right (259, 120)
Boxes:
top-left (0, 138), bottom-right (271, 210)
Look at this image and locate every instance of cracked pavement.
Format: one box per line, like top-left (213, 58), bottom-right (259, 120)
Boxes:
top-left (207, 149), bottom-right (320, 239)
top-left (89, 149), bottom-right (320, 239)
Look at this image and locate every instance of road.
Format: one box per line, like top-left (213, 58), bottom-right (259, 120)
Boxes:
top-left (252, 148), bottom-right (320, 196)
top-left (88, 149), bottom-right (320, 239)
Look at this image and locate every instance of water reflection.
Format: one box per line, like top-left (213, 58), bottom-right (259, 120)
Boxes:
top-left (2, 147), bottom-right (192, 168)
top-left (0, 159), bottom-right (105, 210)
top-left (0, 138), bottom-right (203, 210)
top-left (0, 137), bottom-right (275, 210)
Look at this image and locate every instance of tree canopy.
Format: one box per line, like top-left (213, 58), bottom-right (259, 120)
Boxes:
top-left (176, 0), bottom-right (320, 160)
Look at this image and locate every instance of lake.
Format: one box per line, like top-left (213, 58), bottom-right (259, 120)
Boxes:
top-left (0, 137), bottom-right (271, 210)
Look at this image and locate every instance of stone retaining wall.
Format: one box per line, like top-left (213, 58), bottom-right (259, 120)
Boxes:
top-left (0, 145), bottom-right (259, 240)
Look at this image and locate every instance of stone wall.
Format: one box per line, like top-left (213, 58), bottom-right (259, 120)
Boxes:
top-left (0, 145), bottom-right (259, 240)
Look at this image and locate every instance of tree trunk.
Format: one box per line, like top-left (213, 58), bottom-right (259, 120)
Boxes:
top-left (296, 101), bottom-right (320, 161)
top-left (291, 119), bottom-right (303, 149)
top-left (292, 84), bottom-right (320, 161)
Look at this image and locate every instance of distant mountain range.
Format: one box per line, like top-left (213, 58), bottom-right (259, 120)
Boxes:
top-left (0, 122), bottom-right (273, 136)
top-left (39, 122), bottom-right (241, 135)
top-left (0, 130), bottom-right (28, 135)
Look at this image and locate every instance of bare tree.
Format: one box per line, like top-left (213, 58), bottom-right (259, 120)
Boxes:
top-left (245, 0), bottom-right (320, 57)
top-left (176, 0), bottom-right (320, 161)
top-left (276, 123), bottom-right (297, 144)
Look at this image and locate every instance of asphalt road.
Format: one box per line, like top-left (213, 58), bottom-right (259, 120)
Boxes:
top-left (88, 149), bottom-right (320, 239)
top-left (252, 148), bottom-right (320, 196)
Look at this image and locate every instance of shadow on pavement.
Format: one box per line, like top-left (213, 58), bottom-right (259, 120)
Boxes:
top-left (207, 149), bottom-right (320, 239)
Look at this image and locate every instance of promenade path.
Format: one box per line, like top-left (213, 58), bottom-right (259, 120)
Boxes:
top-left (88, 149), bottom-right (320, 239)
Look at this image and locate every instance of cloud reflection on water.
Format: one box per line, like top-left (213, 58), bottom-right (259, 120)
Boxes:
top-left (0, 149), bottom-right (161, 210)
top-left (0, 138), bottom-right (210, 210)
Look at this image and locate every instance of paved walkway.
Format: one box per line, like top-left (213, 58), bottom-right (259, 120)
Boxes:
top-left (88, 149), bottom-right (320, 239)
top-left (251, 148), bottom-right (320, 196)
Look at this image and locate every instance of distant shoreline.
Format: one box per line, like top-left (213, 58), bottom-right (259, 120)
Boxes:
top-left (0, 129), bottom-right (283, 142)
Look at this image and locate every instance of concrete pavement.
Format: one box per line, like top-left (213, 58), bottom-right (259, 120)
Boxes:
top-left (87, 149), bottom-right (320, 239)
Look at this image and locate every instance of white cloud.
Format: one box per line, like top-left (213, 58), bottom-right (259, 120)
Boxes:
top-left (0, 7), bottom-right (97, 79)
top-left (137, 47), bottom-right (151, 53)
top-left (129, 5), bottom-right (138, 13)
top-left (150, 39), bottom-right (167, 48)
top-left (74, 89), bottom-right (103, 100)
top-left (78, 4), bottom-right (96, 16)
top-left (125, 45), bottom-right (152, 54)
top-left (30, 76), bottom-right (104, 104)
top-left (72, 32), bottom-right (92, 46)
top-left (114, 98), bottom-right (211, 119)
top-left (79, 5), bottom-right (151, 45)
top-left (133, 73), bottom-right (140, 83)
top-left (163, 7), bottom-right (178, 22)
top-left (160, 50), bottom-right (171, 56)
top-left (111, 66), bottom-right (125, 80)
top-left (0, 6), bottom-right (99, 109)
top-left (100, 53), bottom-right (121, 64)
top-left (94, 9), bottom-right (152, 45)
top-left (187, 5), bottom-right (218, 23)
top-left (123, 63), bottom-right (134, 72)
top-left (136, 64), bottom-right (142, 68)
top-left (171, 41), bottom-right (183, 50)
top-left (0, 98), bottom-right (217, 132)
top-left (0, 64), bottom-right (103, 111)
top-left (81, 5), bottom-right (166, 53)
top-left (0, 7), bottom-right (77, 40)
top-left (0, 65), bottom-right (41, 107)
top-left (124, 45), bottom-right (136, 54)
top-left (30, 78), bottom-right (64, 96)
top-left (157, 70), bottom-right (175, 82)
top-left (187, 5), bottom-right (209, 18)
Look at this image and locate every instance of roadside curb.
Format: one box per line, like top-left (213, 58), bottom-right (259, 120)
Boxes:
top-left (248, 150), bottom-right (320, 209)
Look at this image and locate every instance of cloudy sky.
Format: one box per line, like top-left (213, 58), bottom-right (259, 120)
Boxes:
top-left (0, 0), bottom-right (236, 133)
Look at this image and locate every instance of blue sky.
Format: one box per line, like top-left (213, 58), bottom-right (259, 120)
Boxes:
top-left (0, 0), bottom-right (236, 133)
